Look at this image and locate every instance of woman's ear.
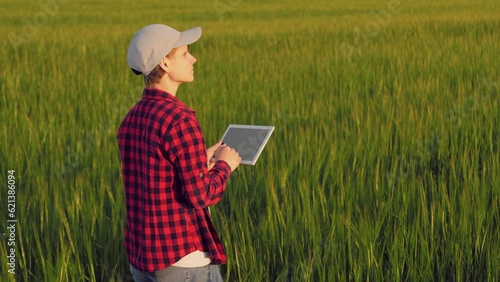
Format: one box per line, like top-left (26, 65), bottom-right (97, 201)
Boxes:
top-left (159, 58), bottom-right (169, 72)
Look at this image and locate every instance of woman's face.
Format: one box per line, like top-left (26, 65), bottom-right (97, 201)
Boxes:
top-left (164, 45), bottom-right (197, 84)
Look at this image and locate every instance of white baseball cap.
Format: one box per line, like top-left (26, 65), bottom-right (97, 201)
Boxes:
top-left (127, 24), bottom-right (202, 76)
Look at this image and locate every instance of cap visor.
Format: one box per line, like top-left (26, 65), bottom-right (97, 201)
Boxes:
top-left (173, 26), bottom-right (202, 48)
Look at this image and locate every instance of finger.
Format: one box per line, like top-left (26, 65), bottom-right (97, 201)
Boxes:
top-left (209, 140), bottom-right (222, 150)
top-left (208, 161), bottom-right (216, 171)
top-left (216, 144), bottom-right (228, 152)
top-left (207, 140), bottom-right (223, 157)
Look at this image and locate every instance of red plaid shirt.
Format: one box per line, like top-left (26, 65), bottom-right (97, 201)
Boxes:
top-left (117, 88), bottom-right (231, 272)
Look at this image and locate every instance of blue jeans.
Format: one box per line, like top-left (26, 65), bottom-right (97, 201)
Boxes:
top-left (130, 264), bottom-right (223, 282)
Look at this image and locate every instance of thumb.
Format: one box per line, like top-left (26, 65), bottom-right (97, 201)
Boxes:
top-left (207, 140), bottom-right (223, 156)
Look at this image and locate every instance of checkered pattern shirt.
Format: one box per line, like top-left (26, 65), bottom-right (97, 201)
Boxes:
top-left (117, 88), bottom-right (231, 272)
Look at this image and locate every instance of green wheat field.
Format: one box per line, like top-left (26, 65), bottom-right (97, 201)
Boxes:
top-left (1, 0), bottom-right (499, 281)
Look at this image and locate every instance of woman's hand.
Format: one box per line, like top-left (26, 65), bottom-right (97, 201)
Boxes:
top-left (207, 140), bottom-right (223, 170)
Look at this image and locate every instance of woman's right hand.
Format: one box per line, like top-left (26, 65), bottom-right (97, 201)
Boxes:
top-left (214, 145), bottom-right (241, 172)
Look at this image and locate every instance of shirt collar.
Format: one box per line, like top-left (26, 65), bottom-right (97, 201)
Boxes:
top-left (141, 88), bottom-right (196, 114)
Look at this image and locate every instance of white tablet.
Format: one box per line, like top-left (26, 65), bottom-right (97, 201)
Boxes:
top-left (220, 124), bottom-right (275, 165)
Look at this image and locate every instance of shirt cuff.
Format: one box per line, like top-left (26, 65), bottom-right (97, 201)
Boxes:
top-left (214, 160), bottom-right (232, 176)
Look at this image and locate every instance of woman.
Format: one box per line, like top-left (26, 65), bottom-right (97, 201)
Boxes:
top-left (118, 24), bottom-right (241, 282)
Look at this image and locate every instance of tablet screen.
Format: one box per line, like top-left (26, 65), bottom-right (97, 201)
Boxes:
top-left (220, 125), bottom-right (275, 165)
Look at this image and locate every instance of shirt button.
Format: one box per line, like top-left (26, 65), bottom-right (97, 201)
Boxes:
top-left (199, 173), bottom-right (204, 177)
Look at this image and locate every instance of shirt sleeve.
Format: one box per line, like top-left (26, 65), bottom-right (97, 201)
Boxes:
top-left (168, 116), bottom-right (231, 209)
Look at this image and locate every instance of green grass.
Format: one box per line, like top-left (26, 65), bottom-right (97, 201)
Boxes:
top-left (1, 0), bottom-right (499, 281)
